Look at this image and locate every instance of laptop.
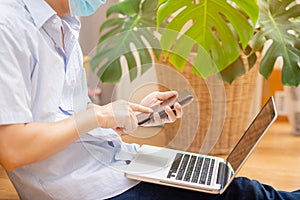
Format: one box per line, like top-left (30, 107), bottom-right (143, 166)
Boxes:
top-left (124, 97), bottom-right (277, 194)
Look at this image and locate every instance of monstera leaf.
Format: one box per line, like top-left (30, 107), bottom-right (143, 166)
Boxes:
top-left (90, 0), bottom-right (161, 83)
top-left (257, 0), bottom-right (300, 86)
top-left (157, 0), bottom-right (259, 78)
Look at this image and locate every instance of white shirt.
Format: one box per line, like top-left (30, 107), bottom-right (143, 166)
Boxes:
top-left (0, 0), bottom-right (139, 199)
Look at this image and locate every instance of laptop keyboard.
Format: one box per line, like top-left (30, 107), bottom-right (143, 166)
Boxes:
top-left (167, 153), bottom-right (216, 186)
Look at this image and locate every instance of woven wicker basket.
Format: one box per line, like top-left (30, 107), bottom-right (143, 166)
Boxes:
top-left (156, 54), bottom-right (260, 155)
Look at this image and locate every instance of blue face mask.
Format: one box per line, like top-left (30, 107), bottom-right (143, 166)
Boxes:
top-left (69, 0), bottom-right (106, 16)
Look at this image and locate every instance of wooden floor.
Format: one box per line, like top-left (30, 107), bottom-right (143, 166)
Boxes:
top-left (0, 167), bottom-right (18, 200)
top-left (0, 121), bottom-right (299, 199)
top-left (238, 121), bottom-right (300, 191)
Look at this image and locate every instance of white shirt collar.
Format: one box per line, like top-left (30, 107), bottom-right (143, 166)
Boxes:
top-left (22, 0), bottom-right (56, 29)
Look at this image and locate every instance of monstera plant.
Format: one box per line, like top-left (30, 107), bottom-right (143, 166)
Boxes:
top-left (256, 0), bottom-right (300, 86)
top-left (90, 0), bottom-right (300, 86)
top-left (89, 0), bottom-right (161, 83)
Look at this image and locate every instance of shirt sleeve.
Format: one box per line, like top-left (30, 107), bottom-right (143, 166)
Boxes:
top-left (0, 23), bottom-right (33, 124)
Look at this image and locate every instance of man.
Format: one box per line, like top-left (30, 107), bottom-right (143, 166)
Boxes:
top-left (0, 0), bottom-right (182, 199)
top-left (0, 0), bottom-right (299, 200)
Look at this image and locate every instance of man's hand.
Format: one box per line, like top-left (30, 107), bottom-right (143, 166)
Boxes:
top-left (90, 100), bottom-right (152, 134)
top-left (139, 91), bottom-right (182, 126)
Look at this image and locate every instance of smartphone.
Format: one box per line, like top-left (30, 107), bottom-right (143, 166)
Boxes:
top-left (137, 91), bottom-right (194, 125)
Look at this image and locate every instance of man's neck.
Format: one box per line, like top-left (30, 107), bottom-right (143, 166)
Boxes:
top-left (45, 0), bottom-right (70, 17)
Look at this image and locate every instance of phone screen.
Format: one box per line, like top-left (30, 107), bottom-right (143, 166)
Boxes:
top-left (137, 92), bottom-right (193, 125)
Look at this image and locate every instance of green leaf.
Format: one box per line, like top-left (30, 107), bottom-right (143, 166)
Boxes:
top-left (99, 18), bottom-right (124, 33)
top-left (138, 48), bottom-right (153, 74)
top-left (259, 0), bottom-right (300, 86)
top-left (231, 0), bottom-right (259, 26)
top-left (251, 31), bottom-right (266, 52)
top-left (244, 45), bottom-right (258, 69)
top-left (193, 46), bottom-right (215, 78)
top-left (98, 24), bottom-right (123, 43)
top-left (220, 56), bottom-right (246, 84)
top-left (163, 29), bottom-right (213, 77)
top-left (157, 0), bottom-right (258, 78)
top-left (158, 0), bottom-right (168, 6)
top-left (219, 45), bottom-right (257, 84)
top-left (168, 33), bottom-right (195, 71)
top-left (92, 0), bottom-right (161, 83)
top-left (91, 28), bottom-right (162, 83)
top-left (106, 0), bottom-right (141, 17)
top-left (124, 52), bottom-right (138, 81)
top-left (98, 59), bottom-right (122, 83)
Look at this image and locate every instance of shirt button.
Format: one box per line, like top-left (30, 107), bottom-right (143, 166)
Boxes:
top-left (52, 18), bottom-right (58, 24)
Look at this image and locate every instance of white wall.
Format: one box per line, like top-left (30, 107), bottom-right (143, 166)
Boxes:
top-left (79, 0), bottom-right (118, 55)
top-left (79, 1), bottom-right (118, 105)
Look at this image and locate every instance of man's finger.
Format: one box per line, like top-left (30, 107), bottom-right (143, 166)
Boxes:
top-left (165, 106), bottom-right (176, 122)
top-left (129, 102), bottom-right (152, 113)
top-left (173, 103), bottom-right (182, 118)
top-left (155, 91), bottom-right (178, 101)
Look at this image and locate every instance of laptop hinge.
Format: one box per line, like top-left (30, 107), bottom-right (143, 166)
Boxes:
top-left (216, 162), bottom-right (230, 189)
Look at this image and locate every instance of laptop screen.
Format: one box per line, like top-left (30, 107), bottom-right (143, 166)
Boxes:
top-left (226, 97), bottom-right (277, 172)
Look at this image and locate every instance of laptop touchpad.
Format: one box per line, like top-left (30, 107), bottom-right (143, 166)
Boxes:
top-left (126, 153), bottom-right (171, 174)
top-left (136, 154), bottom-right (169, 167)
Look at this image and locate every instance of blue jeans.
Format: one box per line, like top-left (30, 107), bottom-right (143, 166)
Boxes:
top-left (108, 177), bottom-right (300, 200)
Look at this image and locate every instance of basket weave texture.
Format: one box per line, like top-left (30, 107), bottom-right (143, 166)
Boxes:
top-left (156, 55), bottom-right (260, 155)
